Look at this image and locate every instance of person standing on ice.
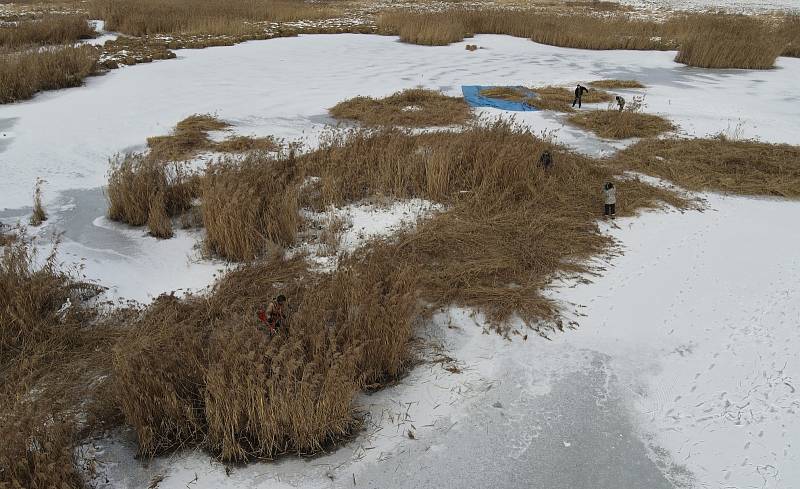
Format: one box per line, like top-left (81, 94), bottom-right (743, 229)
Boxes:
top-left (615, 95), bottom-right (626, 112)
top-left (572, 84), bottom-right (589, 108)
top-left (603, 182), bottom-right (616, 219)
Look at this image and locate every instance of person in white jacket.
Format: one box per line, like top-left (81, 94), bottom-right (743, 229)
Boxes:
top-left (603, 182), bottom-right (616, 219)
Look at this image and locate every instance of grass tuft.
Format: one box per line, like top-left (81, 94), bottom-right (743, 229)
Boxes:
top-left (568, 108), bottom-right (675, 139)
top-left (589, 79), bottom-right (645, 89)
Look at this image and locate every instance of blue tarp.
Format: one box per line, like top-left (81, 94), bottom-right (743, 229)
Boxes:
top-left (461, 85), bottom-right (539, 112)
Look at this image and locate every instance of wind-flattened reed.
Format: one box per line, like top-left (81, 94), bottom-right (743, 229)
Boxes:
top-left (614, 136), bottom-right (800, 197)
top-left (330, 88), bottom-right (472, 127)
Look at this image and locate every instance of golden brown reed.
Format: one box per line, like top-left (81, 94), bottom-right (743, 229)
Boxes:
top-left (0, 238), bottom-right (115, 489)
top-left (0, 45), bottom-right (99, 104)
top-left (106, 153), bottom-right (198, 235)
top-left (672, 14), bottom-right (784, 69)
top-left (0, 14), bottom-right (96, 48)
top-left (613, 136), bottom-right (800, 197)
top-left (30, 177), bottom-right (47, 226)
top-left (90, 0), bottom-right (336, 37)
top-left (568, 109), bottom-right (675, 139)
top-left (202, 153), bottom-right (300, 260)
top-left (329, 88), bottom-right (473, 127)
top-left (147, 114), bottom-right (229, 160)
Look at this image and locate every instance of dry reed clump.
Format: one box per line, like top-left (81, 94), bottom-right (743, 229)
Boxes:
top-left (113, 243), bottom-right (417, 460)
top-left (378, 12), bottom-right (468, 46)
top-left (90, 0), bottom-right (337, 37)
top-left (106, 153), bottom-right (198, 234)
top-left (147, 114), bottom-right (229, 160)
top-left (613, 136), bottom-right (800, 197)
top-left (299, 121), bottom-right (685, 324)
top-left (0, 14), bottom-right (96, 48)
top-left (780, 15), bottom-right (800, 57)
top-left (567, 109), bottom-right (675, 139)
top-left (589, 79), bottom-right (645, 89)
top-left (0, 237), bottom-right (114, 489)
top-left (672, 14), bottom-right (784, 69)
top-left (329, 88), bottom-right (472, 128)
top-left (30, 177), bottom-right (47, 226)
top-left (202, 153), bottom-right (300, 261)
top-left (214, 135), bottom-right (279, 153)
top-left (0, 45), bottom-right (99, 104)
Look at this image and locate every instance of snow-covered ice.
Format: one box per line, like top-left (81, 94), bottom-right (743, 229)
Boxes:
top-left (1, 33), bottom-right (798, 489)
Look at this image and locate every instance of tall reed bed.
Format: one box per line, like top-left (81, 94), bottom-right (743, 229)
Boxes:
top-left (90, 0), bottom-right (337, 37)
top-left (0, 45), bottom-right (99, 104)
top-left (0, 14), bottom-right (96, 48)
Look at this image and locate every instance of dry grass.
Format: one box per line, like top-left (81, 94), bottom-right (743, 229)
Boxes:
top-left (329, 88), bottom-right (472, 128)
top-left (672, 14), bottom-right (784, 69)
top-left (614, 136), bottom-right (800, 197)
top-left (106, 153), bottom-right (198, 236)
top-left (589, 79), bottom-right (645, 89)
top-left (214, 135), bottom-right (280, 153)
top-left (202, 153), bottom-right (300, 261)
top-left (113, 242), bottom-right (417, 460)
top-left (147, 114), bottom-right (229, 160)
top-left (378, 12), bottom-right (468, 46)
top-left (90, 0), bottom-right (337, 37)
top-left (29, 177), bottom-right (47, 226)
top-left (0, 14), bottom-right (95, 48)
top-left (479, 86), bottom-right (532, 102)
top-left (299, 121), bottom-right (685, 323)
top-left (0, 237), bottom-right (116, 489)
top-left (568, 109), bottom-right (675, 139)
top-left (379, 10), bottom-right (794, 69)
top-left (781, 15), bottom-right (800, 58)
top-left (0, 45), bottom-right (99, 104)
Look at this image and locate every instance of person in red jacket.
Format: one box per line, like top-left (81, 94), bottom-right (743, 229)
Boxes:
top-left (258, 294), bottom-right (287, 333)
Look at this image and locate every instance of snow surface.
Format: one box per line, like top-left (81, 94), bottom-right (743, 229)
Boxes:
top-left (1, 33), bottom-right (799, 488)
top-left (620, 0), bottom-right (800, 13)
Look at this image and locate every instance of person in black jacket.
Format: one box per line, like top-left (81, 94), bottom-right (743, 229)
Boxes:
top-left (538, 150), bottom-right (553, 170)
top-left (573, 84), bottom-right (589, 108)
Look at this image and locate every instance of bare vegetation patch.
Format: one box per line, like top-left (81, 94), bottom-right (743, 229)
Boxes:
top-left (147, 114), bottom-right (229, 160)
top-left (614, 137), bottom-right (800, 197)
top-left (214, 135), bottom-right (279, 153)
top-left (589, 79), bottom-right (645, 89)
top-left (568, 108), bottom-right (675, 139)
top-left (0, 45), bottom-right (99, 104)
top-left (329, 88), bottom-right (472, 127)
top-left (479, 86), bottom-right (532, 102)
top-left (526, 85), bottom-right (612, 112)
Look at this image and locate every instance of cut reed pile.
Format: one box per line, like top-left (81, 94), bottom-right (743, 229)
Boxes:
top-left (479, 86), bottom-right (532, 102)
top-left (568, 109), bottom-right (675, 139)
top-left (614, 136), bottom-right (800, 197)
top-left (90, 0), bottom-right (336, 37)
top-left (589, 79), bottom-right (645, 89)
top-left (529, 86), bottom-right (612, 112)
top-left (0, 14), bottom-right (96, 48)
top-left (0, 45), bottom-right (99, 104)
top-left (0, 237), bottom-right (117, 489)
top-left (329, 88), bottom-right (472, 127)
